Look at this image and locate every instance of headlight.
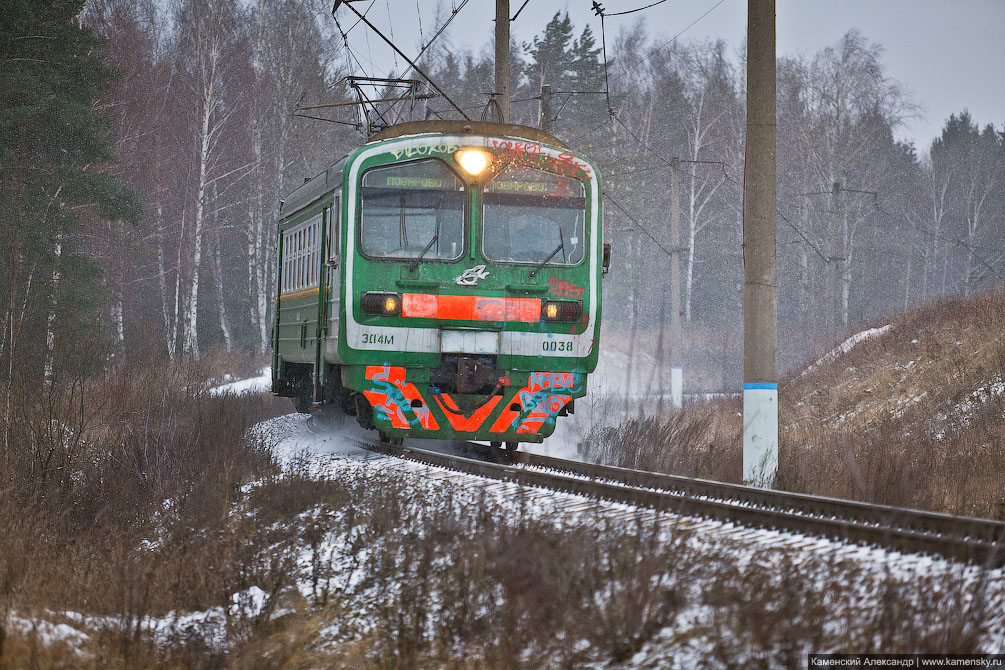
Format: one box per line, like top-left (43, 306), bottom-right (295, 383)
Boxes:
top-left (542, 300), bottom-right (582, 322)
top-left (455, 148), bottom-right (491, 176)
top-left (361, 292), bottom-right (401, 316)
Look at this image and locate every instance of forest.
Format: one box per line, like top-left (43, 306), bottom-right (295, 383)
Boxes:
top-left (1, 3), bottom-right (1003, 662)
top-left (2, 0), bottom-right (1003, 383)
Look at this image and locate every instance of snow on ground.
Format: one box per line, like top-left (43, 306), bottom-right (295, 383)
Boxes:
top-left (257, 412), bottom-right (1005, 662)
top-left (5, 614), bottom-right (91, 656)
top-left (208, 367), bottom-right (271, 396)
top-left (933, 375), bottom-right (1005, 436)
top-left (803, 324), bottom-right (893, 376)
top-left (11, 411), bottom-right (1004, 662)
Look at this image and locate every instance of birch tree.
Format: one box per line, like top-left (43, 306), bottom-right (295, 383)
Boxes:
top-left (86, 0), bottom-right (166, 359)
top-left (244, 0), bottom-right (342, 354)
top-left (680, 41), bottom-right (734, 321)
top-left (173, 0), bottom-right (244, 358)
top-left (786, 31), bottom-right (910, 332)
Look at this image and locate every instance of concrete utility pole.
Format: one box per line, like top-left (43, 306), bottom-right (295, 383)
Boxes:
top-left (827, 180), bottom-right (841, 343)
top-left (494, 0), bottom-right (510, 123)
top-left (742, 0), bottom-right (778, 487)
top-left (670, 159), bottom-right (684, 409)
top-left (539, 83), bottom-right (553, 133)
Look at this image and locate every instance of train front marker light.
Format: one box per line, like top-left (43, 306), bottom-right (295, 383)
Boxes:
top-left (542, 300), bottom-right (582, 323)
top-left (361, 292), bottom-right (401, 316)
top-left (456, 149), bottom-right (491, 176)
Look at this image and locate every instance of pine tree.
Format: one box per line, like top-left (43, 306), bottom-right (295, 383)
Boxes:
top-left (524, 12), bottom-right (575, 92)
top-left (567, 24), bottom-right (609, 128)
top-left (0, 0), bottom-right (139, 378)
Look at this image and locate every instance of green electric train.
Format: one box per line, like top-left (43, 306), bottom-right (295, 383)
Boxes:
top-left (271, 120), bottom-right (608, 448)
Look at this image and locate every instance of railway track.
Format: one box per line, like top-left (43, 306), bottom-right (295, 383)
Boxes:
top-left (347, 434), bottom-right (1005, 567)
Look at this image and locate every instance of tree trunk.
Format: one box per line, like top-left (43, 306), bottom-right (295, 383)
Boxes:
top-left (669, 159), bottom-right (683, 409)
top-left (624, 232), bottom-right (641, 410)
top-left (248, 0), bottom-right (266, 353)
top-left (156, 200), bottom-right (176, 360)
top-left (940, 238), bottom-right (950, 295)
top-left (44, 236), bottom-right (62, 383)
top-left (112, 284), bottom-right (125, 358)
top-left (212, 230), bottom-right (233, 352)
top-left (183, 200), bottom-right (203, 359)
top-left (4, 242), bottom-right (19, 457)
top-left (840, 208), bottom-right (851, 328)
top-left (684, 167), bottom-right (697, 323)
top-left (827, 181), bottom-right (841, 341)
top-left (265, 124), bottom-right (290, 354)
top-left (903, 220), bottom-right (915, 311)
top-left (183, 44), bottom-right (218, 360)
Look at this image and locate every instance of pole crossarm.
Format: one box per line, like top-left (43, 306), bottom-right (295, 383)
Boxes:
top-left (296, 93), bottom-right (436, 111)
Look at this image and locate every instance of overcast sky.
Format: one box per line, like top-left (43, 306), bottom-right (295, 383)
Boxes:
top-left (335, 0), bottom-right (1005, 150)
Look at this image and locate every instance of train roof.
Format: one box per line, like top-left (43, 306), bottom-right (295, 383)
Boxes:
top-left (279, 121), bottom-right (568, 220)
top-left (367, 120), bottom-right (567, 149)
top-left (279, 155), bottom-right (347, 220)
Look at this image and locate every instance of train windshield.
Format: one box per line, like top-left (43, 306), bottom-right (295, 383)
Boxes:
top-left (360, 159), bottom-right (465, 261)
top-left (482, 166), bottom-right (586, 266)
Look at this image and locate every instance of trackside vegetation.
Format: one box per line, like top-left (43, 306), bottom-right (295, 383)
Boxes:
top-left (585, 289), bottom-right (1005, 519)
top-left (0, 363), bottom-right (999, 666)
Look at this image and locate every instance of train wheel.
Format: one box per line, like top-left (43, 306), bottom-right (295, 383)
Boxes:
top-left (379, 431), bottom-right (403, 447)
top-left (341, 390), bottom-right (357, 416)
top-left (505, 441), bottom-right (518, 452)
top-left (293, 393), bottom-right (312, 414)
top-left (490, 441), bottom-right (502, 450)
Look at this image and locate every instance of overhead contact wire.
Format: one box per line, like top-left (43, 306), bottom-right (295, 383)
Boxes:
top-left (605, 0), bottom-right (670, 16)
top-left (603, 193), bottom-right (673, 257)
top-left (612, 0), bottom-right (727, 84)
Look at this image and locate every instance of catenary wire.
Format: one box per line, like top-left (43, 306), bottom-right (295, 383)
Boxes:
top-left (344, 0), bottom-right (377, 35)
top-left (604, 0), bottom-right (670, 17)
top-left (415, 0), bottom-right (424, 47)
top-left (385, 0), bottom-right (399, 74)
top-left (603, 193), bottom-right (674, 256)
top-left (611, 0), bottom-right (728, 84)
top-left (401, 0), bottom-right (471, 78)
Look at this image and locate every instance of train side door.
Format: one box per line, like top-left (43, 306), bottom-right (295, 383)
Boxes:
top-left (323, 196), bottom-right (341, 357)
top-left (312, 201), bottom-right (330, 399)
top-left (313, 196), bottom-right (341, 401)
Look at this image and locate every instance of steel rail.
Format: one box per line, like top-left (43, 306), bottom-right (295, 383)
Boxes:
top-left (511, 452), bottom-right (1005, 546)
top-left (358, 439), bottom-right (1004, 567)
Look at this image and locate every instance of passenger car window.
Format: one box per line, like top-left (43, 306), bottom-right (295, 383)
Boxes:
top-left (360, 159), bottom-right (465, 261)
top-left (482, 166), bottom-right (586, 266)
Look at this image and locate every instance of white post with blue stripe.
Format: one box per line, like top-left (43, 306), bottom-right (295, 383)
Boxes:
top-left (743, 382), bottom-right (777, 485)
top-left (742, 0), bottom-right (778, 488)
top-left (671, 366), bottom-right (683, 409)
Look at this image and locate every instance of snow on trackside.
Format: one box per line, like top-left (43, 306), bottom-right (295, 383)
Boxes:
top-left (803, 324), bottom-right (893, 376)
top-left (936, 376), bottom-right (1005, 431)
top-left (12, 413), bottom-right (1002, 661)
top-left (254, 413), bottom-right (1005, 661)
top-left (5, 614), bottom-right (91, 655)
top-left (5, 585), bottom-right (278, 654)
top-left (208, 367), bottom-right (271, 396)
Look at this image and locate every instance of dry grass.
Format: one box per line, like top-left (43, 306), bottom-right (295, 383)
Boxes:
top-left (586, 289), bottom-right (1005, 518)
top-left (210, 465), bottom-right (1000, 668)
top-left (0, 403), bottom-right (997, 666)
top-left (0, 356), bottom-right (289, 667)
top-left (1, 292), bottom-right (1002, 666)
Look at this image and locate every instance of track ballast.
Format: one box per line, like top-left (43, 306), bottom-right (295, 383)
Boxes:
top-left (351, 435), bottom-right (1005, 567)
